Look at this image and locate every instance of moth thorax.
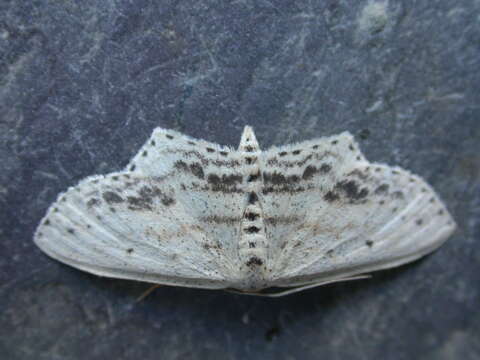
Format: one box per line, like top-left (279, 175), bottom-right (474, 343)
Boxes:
top-left (239, 125), bottom-right (261, 193)
top-left (242, 151), bottom-right (261, 191)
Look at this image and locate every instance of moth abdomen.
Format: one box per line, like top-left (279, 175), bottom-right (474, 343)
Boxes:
top-left (238, 200), bottom-right (269, 281)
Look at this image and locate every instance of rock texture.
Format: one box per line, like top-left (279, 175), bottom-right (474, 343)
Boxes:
top-left (0, 1), bottom-right (478, 359)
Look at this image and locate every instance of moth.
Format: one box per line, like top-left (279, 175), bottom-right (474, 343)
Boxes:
top-left (34, 126), bottom-right (456, 296)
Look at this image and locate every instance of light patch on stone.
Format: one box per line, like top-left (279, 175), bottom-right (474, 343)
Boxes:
top-left (358, 1), bottom-right (389, 35)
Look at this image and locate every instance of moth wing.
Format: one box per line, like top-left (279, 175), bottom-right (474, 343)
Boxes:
top-left (260, 132), bottom-right (456, 287)
top-left (127, 127), bottom-right (237, 177)
top-left (34, 171), bottom-right (244, 289)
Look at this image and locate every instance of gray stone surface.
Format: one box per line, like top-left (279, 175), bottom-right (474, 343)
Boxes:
top-left (1, 1), bottom-right (479, 359)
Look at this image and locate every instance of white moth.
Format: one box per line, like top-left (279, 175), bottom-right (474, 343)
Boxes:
top-left (34, 126), bottom-right (456, 297)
